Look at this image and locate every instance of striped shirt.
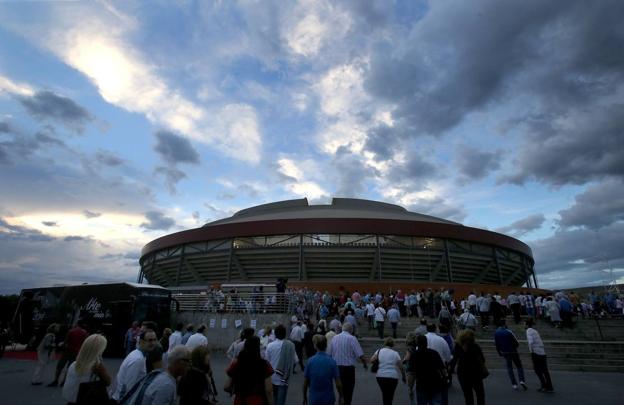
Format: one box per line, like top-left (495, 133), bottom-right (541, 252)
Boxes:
top-left (328, 331), bottom-right (364, 366)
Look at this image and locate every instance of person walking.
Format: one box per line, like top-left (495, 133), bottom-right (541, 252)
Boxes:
top-left (407, 335), bottom-right (446, 405)
top-left (181, 324), bottom-right (195, 345)
top-left (374, 304), bottom-right (387, 340)
top-left (112, 329), bottom-right (158, 401)
top-left (425, 324), bottom-right (451, 405)
top-left (508, 293), bottom-right (521, 324)
top-left (387, 305), bottom-right (401, 339)
top-left (124, 321), bottom-right (141, 356)
top-left (449, 329), bottom-right (487, 405)
top-left (366, 301), bottom-right (376, 330)
top-left (141, 346), bottom-right (191, 405)
top-left (290, 321), bottom-right (306, 372)
top-left (32, 324), bottom-right (59, 385)
top-left (370, 337), bottom-right (406, 405)
top-left (185, 325), bottom-right (208, 350)
top-left (303, 335), bottom-right (343, 405)
top-left (328, 322), bottom-right (367, 405)
top-left (62, 334), bottom-right (111, 405)
top-left (479, 294), bottom-right (491, 330)
top-left (458, 309), bottom-right (478, 331)
top-left (48, 320), bottom-right (88, 387)
top-left (225, 336), bottom-right (274, 405)
top-left (266, 325), bottom-right (298, 405)
top-left (178, 345), bottom-right (218, 405)
top-left (494, 320), bottom-right (527, 390)
top-left (525, 318), bottom-right (554, 393)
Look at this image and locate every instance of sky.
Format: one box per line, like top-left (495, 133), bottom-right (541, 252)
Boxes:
top-left (0, 0), bottom-right (622, 294)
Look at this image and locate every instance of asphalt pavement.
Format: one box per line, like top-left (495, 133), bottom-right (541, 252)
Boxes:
top-left (0, 352), bottom-right (622, 404)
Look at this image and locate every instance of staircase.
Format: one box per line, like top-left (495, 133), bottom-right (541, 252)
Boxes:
top-left (351, 316), bottom-right (624, 372)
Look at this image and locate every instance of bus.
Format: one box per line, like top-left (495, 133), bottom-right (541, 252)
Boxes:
top-left (12, 282), bottom-right (172, 356)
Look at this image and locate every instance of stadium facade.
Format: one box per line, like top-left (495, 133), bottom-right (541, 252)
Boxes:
top-left (139, 198), bottom-right (538, 291)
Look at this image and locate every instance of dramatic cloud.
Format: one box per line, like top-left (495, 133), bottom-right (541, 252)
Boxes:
top-left (42, 221), bottom-right (57, 227)
top-left (531, 222), bottom-right (624, 284)
top-left (331, 146), bottom-right (377, 197)
top-left (0, 217), bottom-right (137, 294)
top-left (496, 213), bottom-right (546, 237)
top-left (154, 130), bottom-right (200, 165)
top-left (19, 90), bottom-right (93, 132)
top-left (456, 145), bottom-right (502, 182)
top-left (154, 166), bottom-right (187, 195)
top-left (140, 210), bottom-right (175, 231)
top-left (558, 179), bottom-right (624, 230)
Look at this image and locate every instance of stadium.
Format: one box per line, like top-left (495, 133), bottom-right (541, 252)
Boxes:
top-left (139, 198), bottom-right (538, 294)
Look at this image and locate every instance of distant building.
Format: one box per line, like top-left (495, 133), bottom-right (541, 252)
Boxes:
top-left (139, 198), bottom-right (537, 291)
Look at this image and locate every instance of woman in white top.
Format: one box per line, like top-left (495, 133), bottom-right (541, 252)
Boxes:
top-left (32, 323), bottom-right (59, 385)
top-left (62, 334), bottom-right (111, 405)
top-left (371, 337), bottom-right (406, 405)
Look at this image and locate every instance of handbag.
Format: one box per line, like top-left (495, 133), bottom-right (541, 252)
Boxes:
top-left (77, 374), bottom-right (109, 405)
top-left (370, 349), bottom-right (380, 373)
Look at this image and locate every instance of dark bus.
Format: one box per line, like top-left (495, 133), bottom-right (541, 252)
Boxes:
top-left (12, 282), bottom-right (172, 357)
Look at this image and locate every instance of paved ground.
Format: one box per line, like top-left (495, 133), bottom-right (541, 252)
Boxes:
top-left (1, 353), bottom-right (622, 404)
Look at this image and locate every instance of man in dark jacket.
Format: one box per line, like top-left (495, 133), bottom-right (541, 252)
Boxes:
top-left (494, 320), bottom-right (526, 390)
top-left (408, 335), bottom-right (446, 404)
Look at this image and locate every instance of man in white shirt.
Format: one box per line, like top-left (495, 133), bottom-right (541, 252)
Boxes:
top-left (425, 323), bottom-right (452, 404)
top-left (374, 304), bottom-right (386, 340)
top-left (508, 292), bottom-right (521, 324)
top-left (458, 309), bottom-right (478, 331)
top-left (266, 325), bottom-right (298, 405)
top-left (467, 292), bottom-right (477, 315)
top-left (167, 323), bottom-right (183, 353)
top-left (366, 302), bottom-right (375, 330)
top-left (185, 325), bottom-right (208, 350)
top-left (525, 318), bottom-right (554, 392)
top-left (387, 305), bottom-right (401, 339)
top-left (140, 346), bottom-right (191, 405)
top-left (113, 329), bottom-right (158, 401)
top-left (290, 321), bottom-right (305, 372)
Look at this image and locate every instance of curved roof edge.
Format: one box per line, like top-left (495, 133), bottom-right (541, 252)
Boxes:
top-left (206, 198), bottom-right (460, 227)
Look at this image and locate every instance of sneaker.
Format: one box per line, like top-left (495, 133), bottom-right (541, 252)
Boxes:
top-left (512, 385), bottom-right (518, 390)
top-left (520, 381), bottom-right (528, 390)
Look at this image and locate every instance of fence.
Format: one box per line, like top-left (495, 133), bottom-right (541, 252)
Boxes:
top-left (172, 292), bottom-right (296, 314)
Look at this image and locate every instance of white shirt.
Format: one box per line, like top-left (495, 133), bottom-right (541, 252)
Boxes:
top-left (185, 333), bottom-right (208, 350)
top-left (374, 307), bottom-right (386, 322)
top-left (290, 325), bottom-right (304, 342)
top-left (425, 332), bottom-right (452, 363)
top-left (167, 331), bottom-right (182, 353)
top-left (508, 294), bottom-right (520, 305)
top-left (62, 362), bottom-right (94, 403)
top-left (113, 349), bottom-right (146, 400)
top-left (374, 347), bottom-right (401, 379)
top-left (526, 327), bottom-right (546, 355)
top-left (266, 339), bottom-right (299, 386)
top-left (366, 303), bottom-right (375, 316)
top-left (468, 294), bottom-right (477, 306)
top-left (140, 370), bottom-right (177, 405)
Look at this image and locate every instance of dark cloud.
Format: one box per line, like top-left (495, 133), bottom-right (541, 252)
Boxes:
top-left (344, 0), bottom-right (389, 29)
top-left (154, 166), bottom-right (187, 194)
top-left (495, 213), bottom-right (546, 237)
top-left (64, 236), bottom-right (89, 242)
top-left (456, 145), bottom-right (502, 182)
top-left (99, 253), bottom-right (123, 260)
top-left (19, 90), bottom-right (93, 132)
top-left (502, 104), bottom-right (624, 185)
top-left (42, 221), bottom-right (57, 227)
top-left (530, 222), bottom-right (624, 283)
top-left (124, 252), bottom-right (140, 261)
top-left (362, 1), bottom-right (624, 187)
top-left (406, 198), bottom-right (466, 223)
top-left (364, 124), bottom-right (400, 161)
top-left (237, 183), bottom-right (260, 198)
top-left (217, 192), bottom-right (236, 200)
top-left (192, 211), bottom-right (200, 221)
top-left (0, 121), bottom-right (11, 133)
top-left (558, 179), bottom-right (624, 230)
top-left (0, 217), bottom-right (54, 243)
top-left (95, 150), bottom-right (124, 166)
top-left (141, 211), bottom-right (175, 231)
top-left (332, 146), bottom-right (378, 197)
top-left (387, 153), bottom-right (437, 185)
top-left (154, 130), bottom-right (200, 165)
top-left (83, 210), bottom-right (102, 219)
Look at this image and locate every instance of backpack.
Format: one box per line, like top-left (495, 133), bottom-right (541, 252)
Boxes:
top-left (118, 370), bottom-right (163, 405)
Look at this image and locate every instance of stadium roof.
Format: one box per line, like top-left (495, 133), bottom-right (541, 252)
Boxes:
top-left (206, 198), bottom-right (460, 227)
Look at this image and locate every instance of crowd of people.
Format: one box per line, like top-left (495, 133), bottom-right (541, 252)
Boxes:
top-left (23, 286), bottom-right (623, 405)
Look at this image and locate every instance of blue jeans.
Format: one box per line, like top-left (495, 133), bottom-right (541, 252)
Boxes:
top-left (273, 384), bottom-right (289, 405)
top-left (503, 353), bottom-right (525, 385)
top-left (416, 390), bottom-right (442, 405)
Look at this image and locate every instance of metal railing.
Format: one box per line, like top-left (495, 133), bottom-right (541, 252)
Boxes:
top-left (172, 292), bottom-right (295, 314)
